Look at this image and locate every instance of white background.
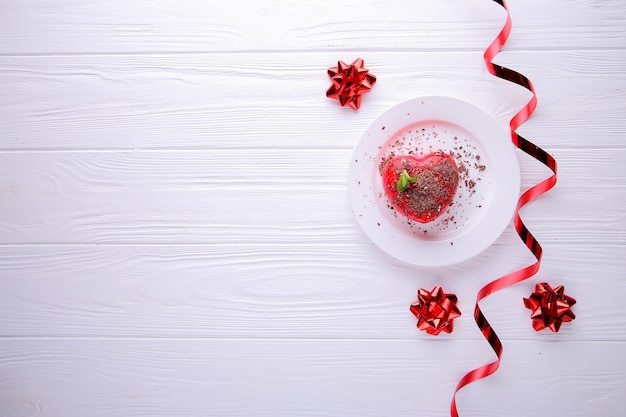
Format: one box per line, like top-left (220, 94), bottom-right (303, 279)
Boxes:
top-left (1, 1), bottom-right (625, 416)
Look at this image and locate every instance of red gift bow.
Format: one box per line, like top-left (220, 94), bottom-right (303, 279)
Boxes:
top-left (410, 286), bottom-right (462, 335)
top-left (326, 58), bottom-right (376, 110)
top-left (524, 283), bottom-right (576, 332)
top-left (451, 1), bottom-right (560, 416)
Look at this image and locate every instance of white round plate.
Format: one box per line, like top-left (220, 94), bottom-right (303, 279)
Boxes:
top-left (348, 96), bottom-right (520, 267)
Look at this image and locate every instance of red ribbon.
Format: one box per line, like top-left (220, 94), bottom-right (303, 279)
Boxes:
top-left (450, 1), bottom-right (558, 415)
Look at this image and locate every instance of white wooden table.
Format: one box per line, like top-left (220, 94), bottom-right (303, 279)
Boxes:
top-left (1, 1), bottom-right (625, 416)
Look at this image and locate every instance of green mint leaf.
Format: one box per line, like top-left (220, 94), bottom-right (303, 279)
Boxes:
top-left (397, 169), bottom-right (418, 193)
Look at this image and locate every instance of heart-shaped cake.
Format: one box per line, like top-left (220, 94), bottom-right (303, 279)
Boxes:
top-left (380, 152), bottom-right (459, 223)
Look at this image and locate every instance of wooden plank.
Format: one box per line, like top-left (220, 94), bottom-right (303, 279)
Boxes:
top-left (0, 242), bottom-right (620, 339)
top-left (1, 0), bottom-right (625, 54)
top-left (0, 339), bottom-right (623, 417)
top-left (0, 148), bottom-right (623, 245)
top-left (0, 51), bottom-right (624, 150)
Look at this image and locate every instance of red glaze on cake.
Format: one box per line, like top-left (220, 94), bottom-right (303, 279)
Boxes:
top-left (380, 152), bottom-right (459, 223)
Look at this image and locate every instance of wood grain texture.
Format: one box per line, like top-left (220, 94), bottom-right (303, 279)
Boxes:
top-left (2, 0), bottom-right (625, 54)
top-left (1, 51), bottom-right (624, 150)
top-left (0, 242), bottom-right (622, 340)
top-left (0, 339), bottom-right (624, 417)
top-left (0, 148), bottom-right (623, 244)
top-left (1, 0), bottom-right (625, 416)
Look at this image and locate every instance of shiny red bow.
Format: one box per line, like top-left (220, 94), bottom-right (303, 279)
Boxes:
top-left (326, 58), bottom-right (376, 110)
top-left (410, 286), bottom-right (461, 335)
top-left (523, 283), bottom-right (576, 332)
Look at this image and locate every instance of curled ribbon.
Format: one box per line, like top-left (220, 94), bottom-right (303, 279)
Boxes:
top-left (450, 1), bottom-right (558, 416)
